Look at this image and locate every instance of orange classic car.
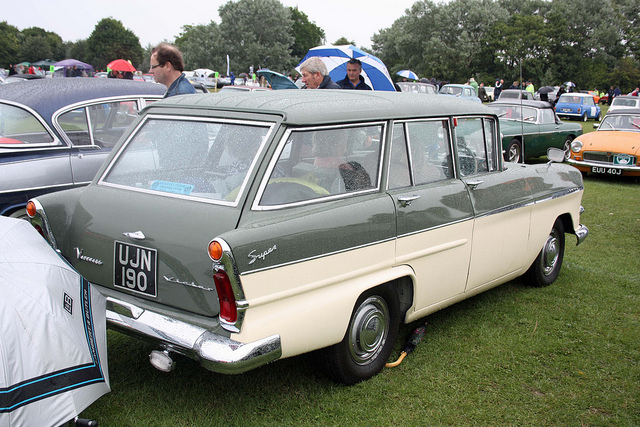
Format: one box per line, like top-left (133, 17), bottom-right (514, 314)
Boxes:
top-left (567, 107), bottom-right (640, 177)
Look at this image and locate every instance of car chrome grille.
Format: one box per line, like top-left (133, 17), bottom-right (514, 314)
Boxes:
top-left (583, 151), bottom-right (637, 166)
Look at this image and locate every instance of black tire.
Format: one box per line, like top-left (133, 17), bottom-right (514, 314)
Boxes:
top-left (505, 139), bottom-right (522, 163)
top-left (562, 136), bottom-right (574, 161)
top-left (523, 218), bottom-right (565, 287)
top-left (596, 112), bottom-right (601, 121)
top-left (581, 113), bottom-right (588, 122)
top-left (320, 286), bottom-right (401, 385)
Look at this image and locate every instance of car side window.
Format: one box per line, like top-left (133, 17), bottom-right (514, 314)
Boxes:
top-left (388, 121), bottom-right (453, 189)
top-left (455, 117), bottom-right (496, 177)
top-left (406, 120), bottom-right (453, 185)
top-left (540, 108), bottom-right (555, 124)
top-left (58, 100), bottom-right (141, 147)
top-left (260, 124), bottom-right (382, 206)
top-left (0, 103), bottom-right (55, 146)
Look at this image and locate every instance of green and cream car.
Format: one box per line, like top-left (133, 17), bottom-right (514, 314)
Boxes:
top-left (28, 90), bottom-right (588, 384)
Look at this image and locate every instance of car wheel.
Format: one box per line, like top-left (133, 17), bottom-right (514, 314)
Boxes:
top-left (581, 113), bottom-right (588, 122)
top-left (505, 139), bottom-right (522, 163)
top-left (562, 136), bottom-right (574, 161)
top-left (523, 218), bottom-right (565, 287)
top-left (320, 286), bottom-right (400, 385)
top-left (596, 112), bottom-right (601, 121)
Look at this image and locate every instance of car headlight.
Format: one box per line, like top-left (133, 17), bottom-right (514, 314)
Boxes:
top-left (571, 139), bottom-right (583, 153)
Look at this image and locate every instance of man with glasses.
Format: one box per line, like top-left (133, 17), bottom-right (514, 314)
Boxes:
top-left (149, 43), bottom-right (196, 97)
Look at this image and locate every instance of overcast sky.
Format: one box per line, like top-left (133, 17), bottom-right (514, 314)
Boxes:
top-left (2, 0), bottom-right (418, 50)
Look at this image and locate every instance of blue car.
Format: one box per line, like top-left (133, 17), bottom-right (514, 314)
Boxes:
top-left (438, 84), bottom-right (481, 103)
top-left (0, 78), bottom-right (165, 218)
top-left (554, 93), bottom-right (601, 121)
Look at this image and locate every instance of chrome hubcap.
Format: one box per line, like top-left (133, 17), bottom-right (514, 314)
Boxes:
top-left (542, 231), bottom-right (560, 275)
top-left (348, 296), bottom-right (389, 365)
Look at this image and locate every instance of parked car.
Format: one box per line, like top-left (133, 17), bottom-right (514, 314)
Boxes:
top-left (27, 91), bottom-right (588, 385)
top-left (438, 84), bottom-right (481, 103)
top-left (608, 95), bottom-right (640, 112)
top-left (555, 93), bottom-right (601, 121)
top-left (586, 91), bottom-right (601, 104)
top-left (497, 89), bottom-right (534, 101)
top-left (0, 78), bottom-right (165, 218)
top-left (397, 82), bottom-right (438, 94)
top-left (488, 100), bottom-right (583, 162)
top-left (566, 107), bottom-right (640, 177)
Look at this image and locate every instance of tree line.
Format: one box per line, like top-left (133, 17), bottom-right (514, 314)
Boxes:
top-left (2, 0), bottom-right (638, 92)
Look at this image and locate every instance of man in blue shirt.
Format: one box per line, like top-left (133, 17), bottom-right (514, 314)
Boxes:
top-left (336, 59), bottom-right (372, 90)
top-left (149, 43), bottom-right (196, 98)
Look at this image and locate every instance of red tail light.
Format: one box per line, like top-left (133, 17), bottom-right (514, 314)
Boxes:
top-left (213, 270), bottom-right (237, 323)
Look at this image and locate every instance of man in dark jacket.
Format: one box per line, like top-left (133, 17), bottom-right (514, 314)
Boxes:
top-left (299, 57), bottom-right (340, 89)
top-left (336, 59), bottom-right (372, 90)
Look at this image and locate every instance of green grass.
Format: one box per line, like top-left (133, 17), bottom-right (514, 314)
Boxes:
top-left (80, 158), bottom-right (640, 426)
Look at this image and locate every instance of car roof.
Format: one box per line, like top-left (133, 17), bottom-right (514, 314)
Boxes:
top-left (0, 78), bottom-right (165, 120)
top-left (558, 92), bottom-right (592, 98)
top-left (147, 90), bottom-right (492, 126)
top-left (612, 95), bottom-right (638, 100)
top-left (605, 107), bottom-right (640, 116)
top-left (489, 99), bottom-right (553, 109)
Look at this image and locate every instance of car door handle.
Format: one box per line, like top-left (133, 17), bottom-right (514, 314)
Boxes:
top-left (465, 179), bottom-right (484, 190)
top-left (398, 195), bottom-right (420, 207)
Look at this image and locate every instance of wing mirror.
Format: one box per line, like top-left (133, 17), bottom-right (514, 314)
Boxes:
top-left (547, 147), bottom-right (565, 163)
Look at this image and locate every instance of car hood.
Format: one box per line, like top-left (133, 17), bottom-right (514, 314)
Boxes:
top-left (60, 184), bottom-right (242, 317)
top-left (577, 131), bottom-right (640, 156)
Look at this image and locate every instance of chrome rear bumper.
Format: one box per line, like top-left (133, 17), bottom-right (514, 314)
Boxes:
top-left (106, 297), bottom-right (281, 374)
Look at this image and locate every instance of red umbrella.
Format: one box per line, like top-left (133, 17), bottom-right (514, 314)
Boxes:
top-left (107, 59), bottom-right (136, 72)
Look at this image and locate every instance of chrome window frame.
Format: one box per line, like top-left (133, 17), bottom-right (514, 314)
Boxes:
top-left (99, 114), bottom-right (276, 208)
top-left (253, 121), bottom-right (387, 211)
top-left (0, 100), bottom-right (60, 149)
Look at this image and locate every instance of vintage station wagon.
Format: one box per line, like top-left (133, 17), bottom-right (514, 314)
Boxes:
top-left (28, 91), bottom-right (588, 384)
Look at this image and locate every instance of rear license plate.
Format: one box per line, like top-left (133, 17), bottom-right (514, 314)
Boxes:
top-left (591, 166), bottom-right (622, 175)
top-left (114, 241), bottom-right (157, 297)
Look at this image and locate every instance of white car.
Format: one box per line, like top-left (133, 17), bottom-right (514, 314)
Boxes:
top-left (609, 95), bottom-right (640, 112)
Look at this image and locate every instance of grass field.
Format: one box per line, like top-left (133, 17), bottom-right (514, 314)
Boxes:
top-left (80, 112), bottom-right (640, 426)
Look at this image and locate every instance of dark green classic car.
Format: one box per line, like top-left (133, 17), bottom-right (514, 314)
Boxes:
top-left (488, 100), bottom-right (583, 163)
top-left (28, 91), bottom-right (588, 384)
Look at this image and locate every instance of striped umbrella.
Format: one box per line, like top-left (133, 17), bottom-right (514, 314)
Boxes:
top-left (297, 45), bottom-right (395, 91)
top-left (397, 70), bottom-right (419, 81)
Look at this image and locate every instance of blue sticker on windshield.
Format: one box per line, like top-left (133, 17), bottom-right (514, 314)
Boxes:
top-left (150, 180), bottom-right (194, 195)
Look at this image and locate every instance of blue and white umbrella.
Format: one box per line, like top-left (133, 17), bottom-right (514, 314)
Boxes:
top-left (397, 70), bottom-right (419, 81)
top-left (297, 45), bottom-right (395, 91)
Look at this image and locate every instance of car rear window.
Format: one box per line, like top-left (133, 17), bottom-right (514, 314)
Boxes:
top-left (102, 118), bottom-right (272, 204)
top-left (0, 103), bottom-right (55, 146)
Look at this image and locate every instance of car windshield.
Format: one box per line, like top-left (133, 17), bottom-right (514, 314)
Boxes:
top-left (102, 118), bottom-right (272, 204)
top-left (611, 98), bottom-right (638, 108)
top-left (488, 104), bottom-right (538, 122)
top-left (598, 114), bottom-right (640, 132)
top-left (439, 86), bottom-right (463, 96)
top-left (0, 103), bottom-right (56, 146)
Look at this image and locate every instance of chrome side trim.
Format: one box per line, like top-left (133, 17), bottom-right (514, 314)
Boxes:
top-left (106, 297), bottom-right (281, 374)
